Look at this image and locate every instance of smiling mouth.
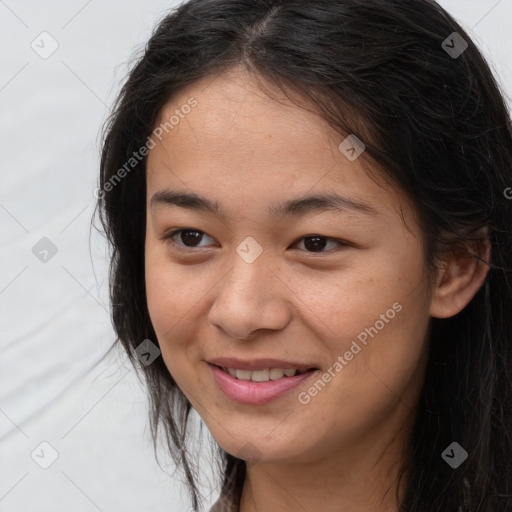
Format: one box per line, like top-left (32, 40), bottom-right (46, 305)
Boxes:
top-left (213, 365), bottom-right (318, 382)
top-left (208, 363), bottom-right (320, 404)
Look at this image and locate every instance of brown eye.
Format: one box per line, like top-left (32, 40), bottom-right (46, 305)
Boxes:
top-left (294, 235), bottom-right (346, 253)
top-left (164, 229), bottom-right (214, 249)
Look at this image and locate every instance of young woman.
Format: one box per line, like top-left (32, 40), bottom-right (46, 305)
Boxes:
top-left (96, 1), bottom-right (512, 510)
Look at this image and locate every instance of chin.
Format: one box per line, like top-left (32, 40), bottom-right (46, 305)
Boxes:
top-left (212, 428), bottom-right (313, 464)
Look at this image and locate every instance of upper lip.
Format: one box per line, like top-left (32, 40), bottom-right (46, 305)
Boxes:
top-left (207, 357), bottom-right (318, 372)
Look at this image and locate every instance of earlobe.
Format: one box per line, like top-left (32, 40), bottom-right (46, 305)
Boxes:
top-left (429, 235), bottom-right (491, 319)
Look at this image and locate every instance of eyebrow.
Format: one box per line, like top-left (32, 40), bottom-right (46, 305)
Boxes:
top-left (150, 189), bottom-right (379, 219)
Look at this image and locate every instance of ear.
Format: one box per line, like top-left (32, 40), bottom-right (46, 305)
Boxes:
top-left (429, 230), bottom-right (491, 319)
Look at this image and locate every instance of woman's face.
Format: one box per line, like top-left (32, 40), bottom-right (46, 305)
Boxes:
top-left (145, 69), bottom-right (434, 466)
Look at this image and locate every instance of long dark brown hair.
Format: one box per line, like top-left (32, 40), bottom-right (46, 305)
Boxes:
top-left (94, 1), bottom-right (512, 510)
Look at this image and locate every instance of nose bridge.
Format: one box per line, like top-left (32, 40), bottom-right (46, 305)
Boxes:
top-left (226, 235), bottom-right (275, 297)
top-left (223, 242), bottom-right (278, 309)
top-left (229, 248), bottom-right (272, 300)
top-left (208, 242), bottom-right (291, 339)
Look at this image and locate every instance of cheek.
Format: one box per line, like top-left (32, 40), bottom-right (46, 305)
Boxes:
top-left (301, 251), bottom-right (430, 403)
top-left (144, 240), bottom-right (206, 330)
top-left (144, 242), bottom-right (220, 392)
top-left (145, 246), bottom-right (194, 371)
top-left (289, 251), bottom-right (425, 341)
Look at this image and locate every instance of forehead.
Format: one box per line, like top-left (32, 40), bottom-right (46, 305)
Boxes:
top-left (145, 69), bottom-right (410, 225)
top-left (152, 69), bottom-right (336, 164)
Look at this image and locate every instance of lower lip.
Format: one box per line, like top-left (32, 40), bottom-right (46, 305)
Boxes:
top-left (209, 364), bottom-right (318, 405)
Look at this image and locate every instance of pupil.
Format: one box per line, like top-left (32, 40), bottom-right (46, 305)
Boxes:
top-left (182, 230), bottom-right (202, 246)
top-left (304, 236), bottom-right (326, 252)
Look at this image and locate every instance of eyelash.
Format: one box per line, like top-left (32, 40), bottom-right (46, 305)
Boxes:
top-left (162, 228), bottom-right (349, 254)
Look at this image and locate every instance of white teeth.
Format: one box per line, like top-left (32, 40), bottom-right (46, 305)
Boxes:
top-left (269, 368), bottom-right (286, 380)
top-left (235, 369), bottom-right (252, 380)
top-left (224, 367), bottom-right (300, 381)
top-left (250, 369), bottom-right (270, 382)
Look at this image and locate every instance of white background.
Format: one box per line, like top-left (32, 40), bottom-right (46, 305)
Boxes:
top-left (0, 1), bottom-right (510, 511)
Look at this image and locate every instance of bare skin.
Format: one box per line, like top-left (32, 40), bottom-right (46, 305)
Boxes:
top-left (144, 67), bottom-right (490, 512)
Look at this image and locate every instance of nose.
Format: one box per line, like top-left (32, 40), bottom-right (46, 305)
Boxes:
top-left (208, 253), bottom-right (292, 341)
